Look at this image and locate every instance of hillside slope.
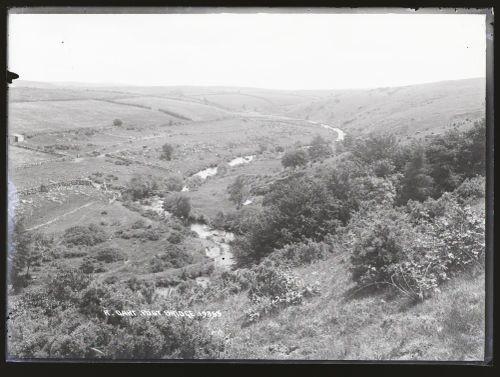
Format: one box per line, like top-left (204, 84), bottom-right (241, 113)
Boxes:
top-left (278, 78), bottom-right (485, 137)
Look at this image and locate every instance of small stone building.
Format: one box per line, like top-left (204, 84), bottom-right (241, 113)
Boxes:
top-left (12, 134), bottom-right (25, 143)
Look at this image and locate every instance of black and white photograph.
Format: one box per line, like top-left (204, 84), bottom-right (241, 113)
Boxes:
top-left (6, 8), bottom-right (492, 362)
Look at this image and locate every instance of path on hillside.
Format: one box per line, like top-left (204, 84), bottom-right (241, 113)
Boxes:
top-left (26, 201), bottom-right (98, 231)
top-left (246, 113), bottom-right (346, 141)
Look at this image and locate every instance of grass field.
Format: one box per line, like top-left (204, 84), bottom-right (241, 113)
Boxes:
top-left (8, 145), bottom-right (56, 167)
top-left (9, 99), bottom-right (179, 135)
top-left (117, 96), bottom-right (234, 121)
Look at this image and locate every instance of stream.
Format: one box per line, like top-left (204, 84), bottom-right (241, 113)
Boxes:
top-left (137, 120), bottom-right (345, 279)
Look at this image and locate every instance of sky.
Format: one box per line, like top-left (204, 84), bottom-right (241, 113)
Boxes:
top-left (8, 12), bottom-right (487, 90)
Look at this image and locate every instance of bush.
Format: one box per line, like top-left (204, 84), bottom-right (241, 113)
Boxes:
top-left (63, 249), bottom-right (88, 258)
top-left (162, 246), bottom-right (194, 268)
top-left (47, 265), bottom-right (91, 305)
top-left (164, 175), bottom-right (184, 192)
top-left (244, 261), bottom-right (319, 324)
top-left (281, 148), bottom-right (308, 169)
top-left (80, 257), bottom-right (106, 274)
top-left (95, 246), bottom-right (126, 263)
top-left (349, 199), bottom-right (485, 301)
top-left (308, 135), bottom-right (332, 161)
top-left (160, 143), bottom-right (174, 161)
top-left (163, 193), bottom-right (191, 221)
top-left (131, 219), bottom-right (147, 229)
top-left (63, 224), bottom-right (107, 247)
top-left (268, 239), bottom-right (333, 267)
top-left (124, 175), bottom-right (159, 201)
top-left (149, 256), bottom-right (165, 273)
top-left (105, 316), bottom-right (223, 359)
top-left (167, 230), bottom-right (184, 244)
top-left (453, 176), bottom-right (485, 203)
top-left (186, 175), bottom-right (203, 190)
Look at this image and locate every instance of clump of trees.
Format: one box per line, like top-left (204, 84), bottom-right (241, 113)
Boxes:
top-left (163, 193), bottom-right (191, 222)
top-left (232, 118), bottom-right (486, 302)
top-left (281, 148), bottom-right (308, 169)
top-left (124, 174), bottom-right (159, 201)
top-left (308, 135), bottom-right (332, 161)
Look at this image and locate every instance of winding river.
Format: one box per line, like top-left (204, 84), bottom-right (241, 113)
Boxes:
top-left (139, 119), bottom-right (345, 274)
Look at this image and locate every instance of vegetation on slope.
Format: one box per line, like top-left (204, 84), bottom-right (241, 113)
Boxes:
top-left (7, 116), bottom-right (486, 360)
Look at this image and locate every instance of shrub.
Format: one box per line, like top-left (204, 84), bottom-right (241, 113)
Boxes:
top-left (281, 148), bottom-right (308, 169)
top-left (164, 175), bottom-right (184, 192)
top-left (308, 135), bottom-right (332, 161)
top-left (227, 175), bottom-right (250, 209)
top-left (167, 231), bottom-right (183, 244)
top-left (186, 175), bottom-right (203, 190)
top-left (106, 316), bottom-right (223, 359)
top-left (163, 193), bottom-right (191, 221)
top-left (46, 265), bottom-right (91, 305)
top-left (162, 246), bottom-right (194, 268)
top-left (63, 224), bottom-right (107, 247)
top-left (131, 219), bottom-right (147, 229)
top-left (63, 249), bottom-right (88, 258)
top-left (124, 175), bottom-right (159, 201)
top-left (349, 199), bottom-right (485, 301)
top-left (95, 246), bottom-right (125, 263)
top-left (453, 176), bottom-right (485, 203)
top-left (244, 261), bottom-right (319, 324)
top-left (80, 257), bottom-right (106, 274)
top-left (268, 239), bottom-right (333, 267)
top-left (149, 256), bottom-right (165, 273)
top-left (160, 143), bottom-right (174, 161)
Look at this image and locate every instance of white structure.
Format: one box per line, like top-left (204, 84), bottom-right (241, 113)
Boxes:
top-left (12, 134), bottom-right (25, 143)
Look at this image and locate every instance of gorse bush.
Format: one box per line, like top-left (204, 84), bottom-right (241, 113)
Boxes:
top-left (46, 265), bottom-right (92, 306)
top-left (349, 197), bottom-right (485, 301)
top-left (63, 224), bottom-right (107, 247)
top-left (453, 175), bottom-right (485, 204)
top-left (268, 239), bottom-right (333, 267)
top-left (244, 261), bottom-right (319, 324)
top-left (95, 246), bottom-right (126, 263)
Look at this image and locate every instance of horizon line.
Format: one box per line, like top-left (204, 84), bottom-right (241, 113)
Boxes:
top-left (11, 76), bottom-right (486, 92)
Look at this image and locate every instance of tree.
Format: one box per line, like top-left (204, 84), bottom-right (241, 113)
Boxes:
top-left (10, 218), bottom-right (40, 292)
top-left (308, 135), bottom-right (332, 160)
top-left (124, 174), bottom-right (159, 200)
top-left (350, 133), bottom-right (398, 165)
top-left (233, 176), bottom-right (344, 267)
top-left (227, 175), bottom-right (250, 209)
top-left (163, 193), bottom-right (191, 222)
top-left (397, 146), bottom-right (435, 205)
top-left (459, 119), bottom-right (486, 177)
top-left (160, 143), bottom-right (174, 161)
top-left (281, 148), bottom-right (308, 169)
